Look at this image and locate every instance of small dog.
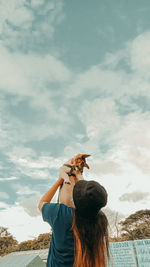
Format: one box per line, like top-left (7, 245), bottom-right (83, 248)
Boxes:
top-left (58, 154), bottom-right (90, 207)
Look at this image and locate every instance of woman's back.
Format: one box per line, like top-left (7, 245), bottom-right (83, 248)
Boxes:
top-left (42, 203), bottom-right (74, 267)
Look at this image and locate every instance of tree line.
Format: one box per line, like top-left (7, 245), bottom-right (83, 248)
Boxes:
top-left (0, 229), bottom-right (51, 256)
top-left (0, 209), bottom-right (150, 256)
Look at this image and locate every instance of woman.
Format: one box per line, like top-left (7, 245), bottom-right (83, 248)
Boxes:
top-left (38, 177), bottom-right (109, 267)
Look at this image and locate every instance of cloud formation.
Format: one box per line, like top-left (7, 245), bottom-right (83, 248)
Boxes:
top-left (0, 177), bottom-right (18, 181)
top-left (0, 0), bottom-right (64, 51)
top-left (19, 196), bottom-right (41, 217)
top-left (119, 191), bottom-right (150, 202)
top-left (0, 192), bottom-right (9, 199)
top-left (130, 32), bottom-right (150, 77)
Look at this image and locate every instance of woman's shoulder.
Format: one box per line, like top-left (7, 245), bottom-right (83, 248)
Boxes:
top-left (55, 204), bottom-right (74, 227)
top-left (59, 203), bottom-right (74, 215)
top-left (42, 203), bottom-right (74, 227)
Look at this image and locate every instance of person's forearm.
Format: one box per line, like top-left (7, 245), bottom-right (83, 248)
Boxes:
top-left (38, 178), bottom-right (63, 211)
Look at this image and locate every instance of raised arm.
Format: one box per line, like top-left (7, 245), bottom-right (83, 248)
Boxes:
top-left (38, 177), bottom-right (64, 212)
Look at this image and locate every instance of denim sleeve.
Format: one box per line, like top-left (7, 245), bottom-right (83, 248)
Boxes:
top-left (42, 203), bottom-right (60, 228)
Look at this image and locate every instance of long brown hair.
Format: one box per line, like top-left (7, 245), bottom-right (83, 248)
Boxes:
top-left (72, 209), bottom-right (109, 267)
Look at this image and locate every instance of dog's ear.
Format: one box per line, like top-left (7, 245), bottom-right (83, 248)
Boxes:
top-left (84, 162), bottom-right (90, 169)
top-left (82, 154), bottom-right (90, 169)
top-left (82, 154), bottom-right (91, 159)
top-left (75, 154), bottom-right (82, 159)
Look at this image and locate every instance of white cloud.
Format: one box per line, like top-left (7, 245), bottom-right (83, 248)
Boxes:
top-left (66, 32), bottom-right (150, 101)
top-left (7, 153), bottom-right (66, 181)
top-left (78, 98), bottom-right (120, 140)
top-left (67, 67), bottom-right (125, 99)
top-left (17, 53), bottom-right (71, 84)
top-left (0, 192), bottom-right (9, 199)
top-left (96, 170), bottom-right (150, 216)
top-left (0, 44), bottom-right (31, 96)
top-left (17, 167), bottom-right (50, 180)
top-left (0, 202), bottom-right (10, 209)
top-left (9, 154), bottom-right (64, 170)
top-left (8, 146), bottom-right (36, 159)
top-left (102, 49), bottom-right (127, 69)
top-left (0, 44), bottom-right (71, 97)
top-left (19, 196), bottom-right (41, 217)
top-left (119, 191), bottom-right (150, 202)
top-left (116, 112), bottom-right (150, 174)
top-left (0, 39), bottom-right (72, 146)
top-left (89, 160), bottom-right (122, 176)
top-left (18, 194), bottom-right (59, 218)
top-left (0, 0), bottom-right (64, 49)
top-left (14, 157), bottom-right (59, 169)
top-left (12, 185), bottom-right (40, 196)
top-left (7, 7), bottom-right (34, 28)
top-left (1, 31), bottom-right (150, 157)
top-left (0, 177), bottom-right (18, 181)
top-left (31, 0), bottom-right (45, 7)
top-left (0, 1), bottom-right (24, 32)
top-left (129, 32), bottom-right (150, 77)
top-left (0, 43), bottom-right (73, 147)
top-left (63, 98), bottom-right (122, 157)
top-left (10, 153), bottom-right (84, 184)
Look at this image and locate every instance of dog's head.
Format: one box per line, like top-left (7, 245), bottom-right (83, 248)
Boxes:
top-left (74, 154), bottom-right (90, 173)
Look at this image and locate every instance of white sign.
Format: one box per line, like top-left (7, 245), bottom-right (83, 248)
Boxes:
top-left (109, 241), bottom-right (137, 267)
top-left (134, 239), bottom-right (150, 267)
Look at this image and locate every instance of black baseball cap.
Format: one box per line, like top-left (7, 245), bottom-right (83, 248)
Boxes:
top-left (73, 180), bottom-right (107, 219)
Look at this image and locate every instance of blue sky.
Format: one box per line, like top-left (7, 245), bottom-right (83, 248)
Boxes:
top-left (0, 0), bottom-right (150, 241)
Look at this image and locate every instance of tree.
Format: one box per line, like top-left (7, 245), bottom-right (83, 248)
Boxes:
top-left (17, 240), bottom-right (33, 251)
top-left (16, 233), bottom-right (51, 251)
top-left (35, 233), bottom-right (51, 249)
top-left (0, 227), bottom-right (18, 256)
top-left (119, 209), bottom-right (150, 240)
top-left (0, 227), bottom-right (51, 255)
